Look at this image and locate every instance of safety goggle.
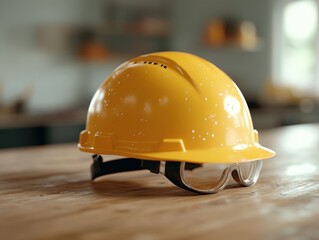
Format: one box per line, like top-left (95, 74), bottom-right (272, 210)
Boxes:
top-left (91, 154), bottom-right (262, 194)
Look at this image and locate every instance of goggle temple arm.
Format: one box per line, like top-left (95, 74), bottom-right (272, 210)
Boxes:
top-left (91, 154), bottom-right (160, 179)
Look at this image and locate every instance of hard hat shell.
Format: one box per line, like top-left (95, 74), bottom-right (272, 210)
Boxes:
top-left (79, 51), bottom-right (275, 164)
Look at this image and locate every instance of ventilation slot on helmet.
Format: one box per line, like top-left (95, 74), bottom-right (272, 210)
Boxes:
top-left (133, 61), bottom-right (167, 69)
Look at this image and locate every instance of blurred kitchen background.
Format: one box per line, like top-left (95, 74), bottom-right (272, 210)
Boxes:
top-left (0, 0), bottom-right (318, 148)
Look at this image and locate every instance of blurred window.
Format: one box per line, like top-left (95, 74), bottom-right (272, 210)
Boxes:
top-left (275, 0), bottom-right (319, 95)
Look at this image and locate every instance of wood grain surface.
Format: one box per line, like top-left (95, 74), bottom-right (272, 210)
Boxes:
top-left (0, 124), bottom-right (318, 240)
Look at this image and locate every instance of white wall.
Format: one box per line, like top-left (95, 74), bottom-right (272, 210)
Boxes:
top-left (0, 0), bottom-right (273, 113)
top-left (0, 0), bottom-right (168, 113)
top-left (0, 0), bottom-right (96, 112)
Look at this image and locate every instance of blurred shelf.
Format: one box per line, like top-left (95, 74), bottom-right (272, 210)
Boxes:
top-left (193, 43), bottom-right (263, 56)
top-left (73, 1), bottom-right (172, 59)
top-left (251, 107), bottom-right (319, 129)
top-left (1, 106), bottom-right (319, 149)
top-left (0, 110), bottom-right (86, 129)
top-left (0, 110), bottom-right (86, 148)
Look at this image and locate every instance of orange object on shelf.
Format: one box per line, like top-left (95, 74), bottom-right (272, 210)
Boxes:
top-left (203, 20), bottom-right (226, 47)
top-left (203, 18), bottom-right (259, 50)
top-left (79, 41), bottom-right (110, 62)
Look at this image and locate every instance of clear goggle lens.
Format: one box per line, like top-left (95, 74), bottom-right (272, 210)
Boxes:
top-left (238, 161), bottom-right (256, 180)
top-left (181, 161), bottom-right (261, 192)
top-left (183, 163), bottom-right (229, 190)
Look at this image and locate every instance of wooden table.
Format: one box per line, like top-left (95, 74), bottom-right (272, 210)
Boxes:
top-left (0, 124), bottom-right (318, 240)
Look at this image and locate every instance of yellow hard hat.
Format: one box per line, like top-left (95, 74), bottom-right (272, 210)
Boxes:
top-left (79, 51), bottom-right (275, 194)
top-left (79, 51), bottom-right (274, 163)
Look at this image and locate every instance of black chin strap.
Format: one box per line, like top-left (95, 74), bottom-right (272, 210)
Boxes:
top-left (91, 154), bottom-right (161, 179)
top-left (91, 155), bottom-right (202, 193)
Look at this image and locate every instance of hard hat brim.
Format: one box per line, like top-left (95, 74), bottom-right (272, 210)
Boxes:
top-left (79, 143), bottom-right (275, 164)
